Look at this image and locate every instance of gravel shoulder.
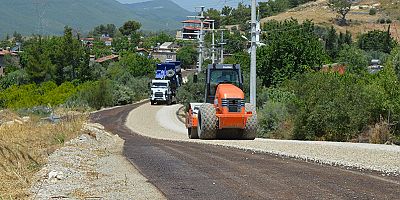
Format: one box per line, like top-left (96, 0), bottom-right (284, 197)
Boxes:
top-left (126, 103), bottom-right (400, 175)
top-left (30, 123), bottom-right (165, 199)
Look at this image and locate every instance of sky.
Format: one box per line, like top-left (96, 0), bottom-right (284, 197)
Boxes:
top-left (116, 0), bottom-right (251, 11)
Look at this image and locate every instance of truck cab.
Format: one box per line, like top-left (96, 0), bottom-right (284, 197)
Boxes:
top-left (150, 80), bottom-right (174, 105)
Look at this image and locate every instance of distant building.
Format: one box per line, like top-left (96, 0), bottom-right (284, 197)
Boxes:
top-left (95, 55), bottom-right (119, 64)
top-left (321, 63), bottom-right (346, 75)
top-left (152, 42), bottom-right (178, 62)
top-left (136, 48), bottom-right (150, 57)
top-left (176, 20), bottom-right (211, 40)
top-left (368, 59), bottom-right (384, 74)
top-left (81, 38), bottom-right (95, 48)
top-left (0, 48), bottom-right (18, 76)
top-left (81, 36), bottom-right (113, 47)
top-left (100, 36), bottom-right (113, 46)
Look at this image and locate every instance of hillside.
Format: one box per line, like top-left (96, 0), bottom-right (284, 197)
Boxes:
top-left (0, 0), bottom-right (190, 38)
top-left (125, 0), bottom-right (192, 30)
top-left (261, 0), bottom-right (400, 41)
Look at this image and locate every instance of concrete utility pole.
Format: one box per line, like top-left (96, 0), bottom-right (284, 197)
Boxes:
top-left (198, 6), bottom-right (205, 72)
top-left (210, 20), bottom-right (216, 64)
top-left (250, 0), bottom-right (257, 106)
top-left (219, 31), bottom-right (226, 64)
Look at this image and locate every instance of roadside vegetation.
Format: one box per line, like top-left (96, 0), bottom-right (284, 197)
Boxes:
top-left (0, 110), bottom-right (87, 198)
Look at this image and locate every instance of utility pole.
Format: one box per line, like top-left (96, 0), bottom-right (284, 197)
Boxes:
top-left (219, 31), bottom-right (226, 64)
top-left (34, 0), bottom-right (48, 35)
top-left (198, 6), bottom-right (205, 72)
top-left (250, 0), bottom-right (257, 106)
top-left (210, 20), bottom-right (216, 64)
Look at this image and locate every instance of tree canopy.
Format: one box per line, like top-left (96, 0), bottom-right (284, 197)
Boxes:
top-left (257, 19), bottom-right (329, 87)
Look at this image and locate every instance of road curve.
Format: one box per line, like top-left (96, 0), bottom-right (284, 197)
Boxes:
top-left (92, 102), bottom-right (400, 200)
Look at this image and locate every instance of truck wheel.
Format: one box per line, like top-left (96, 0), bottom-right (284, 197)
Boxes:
top-left (243, 103), bottom-right (257, 140)
top-left (197, 104), bottom-right (217, 139)
top-left (167, 69), bottom-right (175, 78)
top-left (151, 101), bottom-right (155, 105)
top-left (188, 128), bottom-right (199, 139)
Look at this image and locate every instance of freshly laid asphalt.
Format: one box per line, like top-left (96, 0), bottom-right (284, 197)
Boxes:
top-left (91, 102), bottom-right (400, 200)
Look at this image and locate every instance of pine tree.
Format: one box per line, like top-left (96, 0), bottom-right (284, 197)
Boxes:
top-left (325, 26), bottom-right (338, 59)
top-left (25, 36), bottom-right (55, 83)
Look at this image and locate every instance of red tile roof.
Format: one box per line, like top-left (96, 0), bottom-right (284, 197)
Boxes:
top-left (0, 49), bottom-right (17, 56)
top-left (95, 55), bottom-right (119, 63)
top-left (81, 38), bottom-right (95, 41)
top-left (182, 20), bottom-right (210, 24)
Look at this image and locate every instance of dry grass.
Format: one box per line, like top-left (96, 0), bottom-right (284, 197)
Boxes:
top-left (0, 110), bottom-right (87, 199)
top-left (261, 0), bottom-right (400, 41)
top-left (368, 120), bottom-right (392, 144)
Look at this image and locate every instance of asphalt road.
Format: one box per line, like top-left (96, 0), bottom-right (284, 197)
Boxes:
top-left (91, 102), bottom-right (400, 200)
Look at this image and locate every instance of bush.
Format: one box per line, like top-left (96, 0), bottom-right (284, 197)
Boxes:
top-left (258, 87), bottom-right (296, 138)
top-left (176, 72), bottom-right (206, 109)
top-left (286, 72), bottom-right (373, 141)
top-left (0, 81), bottom-right (79, 109)
top-left (369, 8), bottom-right (377, 15)
top-left (337, 45), bottom-right (369, 73)
top-left (259, 101), bottom-right (291, 138)
top-left (69, 79), bottom-right (114, 110)
top-left (112, 74), bottom-right (150, 105)
top-left (379, 18), bottom-right (386, 24)
top-left (0, 69), bottom-right (30, 89)
top-left (386, 18), bottom-right (392, 24)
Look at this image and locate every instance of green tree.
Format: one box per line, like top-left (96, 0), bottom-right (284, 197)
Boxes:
top-left (176, 46), bottom-right (197, 68)
top-left (257, 19), bottom-right (329, 87)
top-left (113, 36), bottom-right (133, 53)
top-left (0, 69), bottom-right (29, 89)
top-left (338, 30), bottom-right (352, 48)
top-left (12, 31), bottom-right (23, 43)
top-left (89, 24), bottom-right (117, 37)
top-left (142, 32), bottom-right (174, 49)
top-left (259, 0), bottom-right (290, 18)
top-left (23, 36), bottom-right (55, 83)
top-left (337, 45), bottom-right (369, 74)
top-left (325, 26), bottom-right (339, 59)
top-left (224, 31), bottom-right (248, 54)
top-left (328, 0), bottom-right (352, 25)
top-left (389, 47), bottom-right (400, 80)
top-left (114, 52), bottom-right (156, 77)
top-left (286, 72), bottom-right (373, 141)
top-left (358, 29), bottom-right (397, 54)
top-left (119, 20), bottom-right (142, 36)
top-left (53, 26), bottom-right (89, 83)
top-left (205, 8), bottom-right (222, 28)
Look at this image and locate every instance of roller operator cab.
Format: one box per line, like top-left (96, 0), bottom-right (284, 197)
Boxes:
top-left (186, 64), bottom-right (258, 140)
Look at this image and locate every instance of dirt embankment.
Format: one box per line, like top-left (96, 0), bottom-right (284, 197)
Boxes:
top-left (30, 123), bottom-right (165, 199)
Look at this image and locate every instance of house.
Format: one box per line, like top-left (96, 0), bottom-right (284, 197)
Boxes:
top-left (176, 20), bottom-right (211, 40)
top-left (136, 48), bottom-right (150, 57)
top-left (100, 35), bottom-right (113, 46)
top-left (321, 63), bottom-right (346, 75)
top-left (81, 38), bottom-right (95, 48)
top-left (151, 42), bottom-right (178, 62)
top-left (0, 48), bottom-right (18, 76)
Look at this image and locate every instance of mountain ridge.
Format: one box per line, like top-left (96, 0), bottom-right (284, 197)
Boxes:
top-left (0, 0), bottom-right (190, 38)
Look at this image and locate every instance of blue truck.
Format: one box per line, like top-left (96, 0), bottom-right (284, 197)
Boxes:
top-left (150, 61), bottom-right (183, 105)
